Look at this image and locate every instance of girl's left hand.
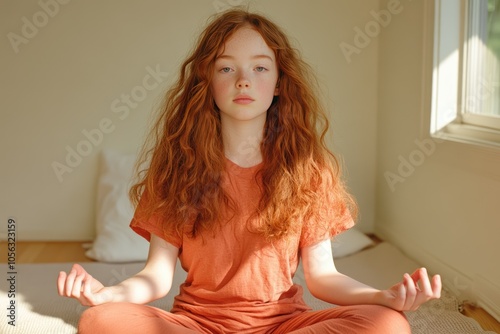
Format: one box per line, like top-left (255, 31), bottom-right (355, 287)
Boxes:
top-left (381, 267), bottom-right (441, 311)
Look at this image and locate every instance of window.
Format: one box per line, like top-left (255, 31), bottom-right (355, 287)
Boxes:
top-left (431, 0), bottom-right (500, 147)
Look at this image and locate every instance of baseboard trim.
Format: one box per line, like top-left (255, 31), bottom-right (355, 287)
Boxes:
top-left (374, 226), bottom-right (476, 302)
top-left (375, 225), bottom-right (500, 322)
top-left (473, 274), bottom-right (500, 322)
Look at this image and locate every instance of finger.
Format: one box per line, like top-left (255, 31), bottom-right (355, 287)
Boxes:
top-left (72, 263), bottom-right (87, 276)
top-left (57, 271), bottom-right (67, 296)
top-left (71, 271), bottom-right (85, 298)
top-left (405, 273), bottom-right (418, 310)
top-left (82, 273), bottom-right (91, 293)
top-left (413, 270), bottom-right (434, 309)
top-left (412, 268), bottom-right (441, 302)
top-left (392, 280), bottom-right (406, 311)
top-left (416, 268), bottom-right (433, 297)
top-left (409, 268), bottom-right (426, 288)
top-left (65, 264), bottom-right (88, 297)
top-left (77, 273), bottom-right (92, 305)
top-left (82, 273), bottom-right (95, 300)
top-left (432, 274), bottom-right (442, 298)
top-left (64, 269), bottom-right (77, 297)
top-left (83, 273), bottom-right (107, 306)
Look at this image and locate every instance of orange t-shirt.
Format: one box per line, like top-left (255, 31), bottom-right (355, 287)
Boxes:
top-left (130, 159), bottom-right (353, 333)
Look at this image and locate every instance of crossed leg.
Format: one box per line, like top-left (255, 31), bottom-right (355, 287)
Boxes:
top-left (78, 302), bottom-right (205, 334)
top-left (78, 303), bottom-right (410, 334)
top-left (273, 305), bottom-right (411, 334)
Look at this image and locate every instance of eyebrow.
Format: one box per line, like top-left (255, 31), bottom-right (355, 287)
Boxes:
top-left (215, 54), bottom-right (274, 61)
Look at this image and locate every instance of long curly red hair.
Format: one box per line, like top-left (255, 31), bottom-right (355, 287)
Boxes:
top-left (130, 9), bottom-right (357, 241)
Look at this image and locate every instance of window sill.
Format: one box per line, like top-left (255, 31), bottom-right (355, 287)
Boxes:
top-left (433, 123), bottom-right (500, 151)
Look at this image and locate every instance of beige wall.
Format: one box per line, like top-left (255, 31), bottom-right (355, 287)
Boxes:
top-left (376, 0), bottom-right (500, 311)
top-left (1, 0), bottom-right (379, 240)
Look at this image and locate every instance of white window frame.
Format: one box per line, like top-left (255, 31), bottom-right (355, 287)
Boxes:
top-left (431, 0), bottom-right (500, 148)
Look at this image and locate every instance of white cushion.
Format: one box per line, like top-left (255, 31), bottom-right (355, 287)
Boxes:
top-left (85, 150), bottom-right (149, 263)
top-left (332, 227), bottom-right (374, 258)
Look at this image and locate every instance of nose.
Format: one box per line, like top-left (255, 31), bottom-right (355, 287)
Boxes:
top-left (236, 74), bottom-right (250, 89)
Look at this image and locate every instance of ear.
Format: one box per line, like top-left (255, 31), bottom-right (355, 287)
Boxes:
top-left (274, 76), bottom-right (280, 96)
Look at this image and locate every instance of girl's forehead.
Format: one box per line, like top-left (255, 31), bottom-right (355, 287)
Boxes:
top-left (218, 27), bottom-right (275, 59)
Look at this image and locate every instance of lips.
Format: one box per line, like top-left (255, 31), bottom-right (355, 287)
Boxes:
top-left (233, 94), bottom-right (254, 105)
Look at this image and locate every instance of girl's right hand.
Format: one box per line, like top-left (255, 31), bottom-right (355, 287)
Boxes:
top-left (57, 263), bottom-right (111, 306)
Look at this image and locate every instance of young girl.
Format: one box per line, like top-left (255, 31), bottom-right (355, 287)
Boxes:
top-left (58, 9), bottom-right (441, 334)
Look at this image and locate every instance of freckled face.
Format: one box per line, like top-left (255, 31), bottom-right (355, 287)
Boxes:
top-left (211, 27), bottom-right (279, 124)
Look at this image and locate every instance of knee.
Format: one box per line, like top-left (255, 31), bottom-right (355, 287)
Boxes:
top-left (361, 305), bottom-right (411, 334)
top-left (78, 304), bottom-right (109, 333)
top-left (78, 303), bottom-right (128, 334)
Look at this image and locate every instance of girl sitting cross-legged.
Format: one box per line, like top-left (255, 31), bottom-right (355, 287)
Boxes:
top-left (58, 9), bottom-right (441, 334)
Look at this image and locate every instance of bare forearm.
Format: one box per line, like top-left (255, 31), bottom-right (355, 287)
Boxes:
top-left (58, 236), bottom-right (178, 307)
top-left (307, 272), bottom-right (384, 306)
top-left (102, 271), bottom-right (171, 305)
top-left (102, 236), bottom-right (177, 305)
top-left (301, 240), bottom-right (441, 311)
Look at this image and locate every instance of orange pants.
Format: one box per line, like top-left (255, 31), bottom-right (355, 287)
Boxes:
top-left (78, 303), bottom-right (410, 334)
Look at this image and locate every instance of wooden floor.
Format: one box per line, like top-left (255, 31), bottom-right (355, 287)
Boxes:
top-left (0, 241), bottom-right (94, 263)
top-left (462, 303), bottom-right (500, 333)
top-left (1, 241), bottom-right (499, 332)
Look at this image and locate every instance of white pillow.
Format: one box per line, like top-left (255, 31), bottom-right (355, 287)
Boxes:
top-left (331, 227), bottom-right (374, 258)
top-left (85, 150), bottom-right (149, 263)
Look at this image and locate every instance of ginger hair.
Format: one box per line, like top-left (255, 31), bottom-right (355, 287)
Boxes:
top-left (129, 9), bottom-right (357, 240)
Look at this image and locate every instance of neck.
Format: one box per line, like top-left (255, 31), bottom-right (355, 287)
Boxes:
top-left (221, 117), bottom-right (265, 168)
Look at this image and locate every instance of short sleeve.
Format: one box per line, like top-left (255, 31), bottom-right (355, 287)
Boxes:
top-left (129, 193), bottom-right (182, 249)
top-left (299, 180), bottom-right (355, 248)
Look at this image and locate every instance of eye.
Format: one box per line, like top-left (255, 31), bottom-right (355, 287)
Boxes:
top-left (255, 66), bottom-right (267, 72)
top-left (220, 67), bottom-right (233, 73)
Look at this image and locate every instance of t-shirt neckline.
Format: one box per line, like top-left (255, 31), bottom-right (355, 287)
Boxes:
top-left (225, 158), bottom-right (263, 175)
